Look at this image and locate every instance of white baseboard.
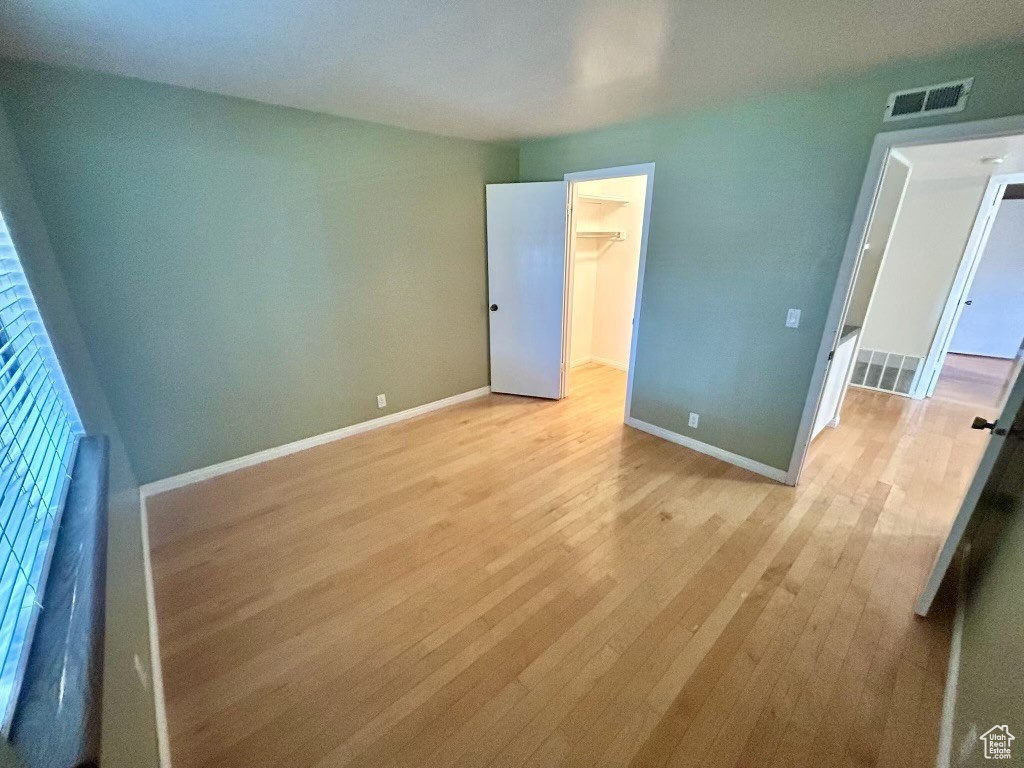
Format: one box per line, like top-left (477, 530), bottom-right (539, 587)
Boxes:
top-left (937, 543), bottom-right (969, 768)
top-left (590, 356), bottom-right (628, 371)
top-left (136, 384), bottom-right (490, 764)
top-left (140, 386), bottom-right (491, 497)
top-left (140, 495), bottom-right (173, 767)
top-left (625, 416), bottom-right (789, 484)
top-left (571, 356), bottom-right (628, 371)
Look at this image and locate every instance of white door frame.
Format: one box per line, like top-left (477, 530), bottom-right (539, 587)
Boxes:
top-left (915, 170), bottom-right (1024, 398)
top-left (823, 149), bottom-right (913, 429)
top-left (563, 163), bottom-right (656, 422)
top-left (788, 113), bottom-right (1024, 485)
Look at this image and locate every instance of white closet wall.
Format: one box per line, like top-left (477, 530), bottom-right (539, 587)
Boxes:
top-left (570, 188), bottom-right (600, 366)
top-left (570, 248), bottom-right (597, 365)
top-left (571, 176), bottom-right (647, 370)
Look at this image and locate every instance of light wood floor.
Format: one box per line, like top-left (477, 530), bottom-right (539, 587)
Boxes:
top-left (931, 353), bottom-right (1016, 410)
top-left (148, 363), bottom-right (991, 768)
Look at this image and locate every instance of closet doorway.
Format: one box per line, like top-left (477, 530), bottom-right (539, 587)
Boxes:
top-left (563, 167), bottom-right (652, 415)
top-left (483, 164), bottom-right (653, 417)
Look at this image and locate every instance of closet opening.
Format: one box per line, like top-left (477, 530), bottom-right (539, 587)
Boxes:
top-left (563, 171), bottom-right (650, 414)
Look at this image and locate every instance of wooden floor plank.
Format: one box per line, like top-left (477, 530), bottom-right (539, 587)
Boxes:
top-left (148, 363), bottom-right (991, 767)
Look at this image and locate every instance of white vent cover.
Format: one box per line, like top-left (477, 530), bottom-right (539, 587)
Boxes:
top-left (850, 349), bottom-right (922, 396)
top-left (883, 78), bottom-right (972, 122)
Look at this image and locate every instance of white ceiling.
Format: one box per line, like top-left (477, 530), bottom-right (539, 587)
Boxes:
top-left (1, 0), bottom-right (1023, 141)
top-left (900, 134), bottom-right (1024, 180)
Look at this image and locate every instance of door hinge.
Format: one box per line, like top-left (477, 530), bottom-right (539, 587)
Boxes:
top-left (827, 350), bottom-right (835, 361)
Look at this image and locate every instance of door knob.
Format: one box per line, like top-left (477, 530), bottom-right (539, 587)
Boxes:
top-left (972, 416), bottom-right (1007, 436)
top-left (490, 304), bottom-right (498, 311)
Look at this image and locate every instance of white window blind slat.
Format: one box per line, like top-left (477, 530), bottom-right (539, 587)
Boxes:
top-left (0, 356), bottom-right (44, 405)
top-left (0, 370), bottom-right (54, 460)
top-left (0, 333), bottom-right (35, 382)
top-left (0, 208), bottom-right (82, 732)
top-left (0, 324), bottom-right (33, 360)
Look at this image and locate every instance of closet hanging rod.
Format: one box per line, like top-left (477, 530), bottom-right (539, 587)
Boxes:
top-left (576, 230), bottom-right (626, 241)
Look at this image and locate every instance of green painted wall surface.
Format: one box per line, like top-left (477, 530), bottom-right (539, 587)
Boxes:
top-left (520, 43), bottom-right (1024, 471)
top-left (0, 104), bottom-right (157, 767)
top-left (0, 60), bottom-right (518, 484)
top-left (2, 44), bottom-right (1024, 768)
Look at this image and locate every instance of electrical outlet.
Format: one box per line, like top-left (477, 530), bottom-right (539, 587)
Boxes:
top-left (688, 412), bottom-right (699, 428)
top-left (786, 308), bottom-right (801, 328)
top-left (376, 393), bottom-right (387, 409)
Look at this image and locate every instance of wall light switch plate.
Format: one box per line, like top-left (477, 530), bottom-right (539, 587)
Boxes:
top-left (688, 412), bottom-right (699, 428)
top-left (377, 393), bottom-right (387, 409)
top-left (786, 308), bottom-right (801, 328)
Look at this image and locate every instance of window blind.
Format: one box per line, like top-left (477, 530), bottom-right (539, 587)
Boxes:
top-left (0, 209), bottom-right (82, 732)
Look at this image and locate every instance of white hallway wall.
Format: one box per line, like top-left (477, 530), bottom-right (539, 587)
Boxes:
top-left (571, 175), bottom-right (647, 369)
top-left (949, 198), bottom-right (1024, 359)
top-left (861, 174), bottom-right (987, 357)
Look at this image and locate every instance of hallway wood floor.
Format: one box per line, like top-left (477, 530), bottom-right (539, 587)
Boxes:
top-left (931, 352), bottom-right (1016, 410)
top-left (148, 364), bottom-right (990, 768)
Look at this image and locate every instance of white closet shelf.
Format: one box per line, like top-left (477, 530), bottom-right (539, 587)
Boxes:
top-left (577, 194), bottom-right (630, 205)
top-left (577, 230), bottom-right (626, 241)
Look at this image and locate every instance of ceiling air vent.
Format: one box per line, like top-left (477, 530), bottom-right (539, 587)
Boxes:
top-left (883, 78), bottom-right (972, 122)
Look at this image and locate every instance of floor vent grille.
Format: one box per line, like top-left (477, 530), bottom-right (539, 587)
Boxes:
top-left (850, 349), bottom-right (922, 396)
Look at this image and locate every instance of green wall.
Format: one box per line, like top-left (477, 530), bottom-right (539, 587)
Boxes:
top-left (520, 43), bottom-right (1024, 471)
top-left (0, 58), bottom-right (515, 768)
top-left (0, 59), bottom-right (518, 484)
top-left (5, 46), bottom-right (1024, 482)
top-left (2, 44), bottom-right (1024, 768)
top-left (0, 106), bottom-right (157, 767)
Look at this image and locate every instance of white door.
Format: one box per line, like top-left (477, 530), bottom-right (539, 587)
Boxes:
top-left (486, 182), bottom-right (569, 399)
top-left (812, 331), bottom-right (858, 439)
top-left (948, 199), bottom-right (1024, 359)
top-left (916, 349), bottom-right (1024, 615)
top-left (920, 177), bottom-right (1023, 398)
